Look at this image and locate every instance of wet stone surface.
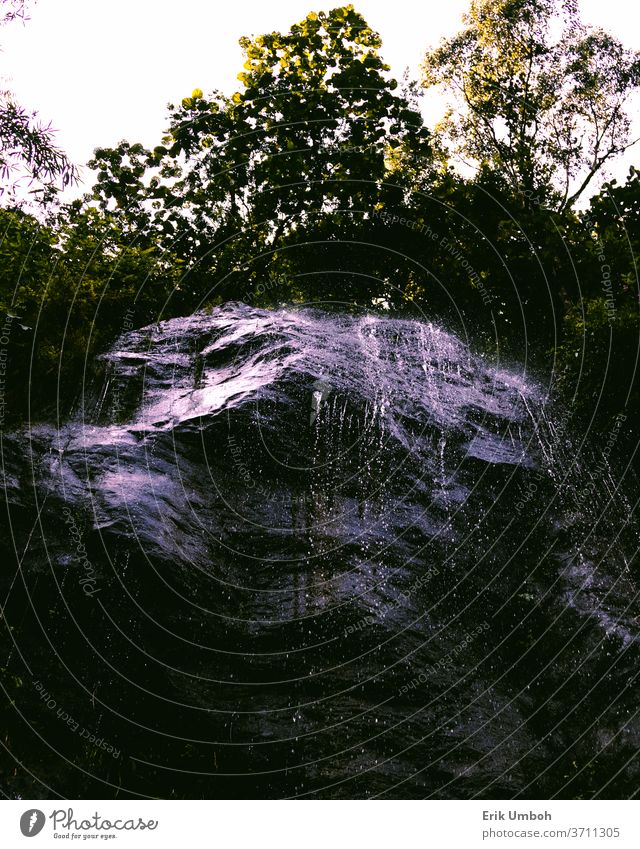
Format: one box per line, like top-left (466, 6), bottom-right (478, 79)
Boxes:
top-left (1, 304), bottom-right (639, 798)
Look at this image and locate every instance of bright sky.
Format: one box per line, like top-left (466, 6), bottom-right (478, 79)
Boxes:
top-left (1, 0), bottom-right (639, 194)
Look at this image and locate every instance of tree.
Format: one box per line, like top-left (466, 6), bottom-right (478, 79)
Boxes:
top-left (421, 0), bottom-right (640, 210)
top-left (88, 5), bottom-right (433, 304)
top-left (0, 0), bottom-right (77, 203)
top-left (0, 201), bottom-right (184, 420)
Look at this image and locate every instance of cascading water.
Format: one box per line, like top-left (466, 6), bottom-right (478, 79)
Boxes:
top-left (1, 303), bottom-right (638, 799)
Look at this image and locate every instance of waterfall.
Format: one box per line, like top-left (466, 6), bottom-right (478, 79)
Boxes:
top-left (2, 302), bottom-right (638, 799)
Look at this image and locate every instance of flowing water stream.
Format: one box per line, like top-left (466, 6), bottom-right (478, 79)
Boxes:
top-left (1, 303), bottom-right (639, 798)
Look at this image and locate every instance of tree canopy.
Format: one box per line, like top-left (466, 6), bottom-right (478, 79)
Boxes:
top-left (0, 0), bottom-right (77, 203)
top-left (422, 0), bottom-right (640, 210)
top-left (89, 6), bottom-right (432, 304)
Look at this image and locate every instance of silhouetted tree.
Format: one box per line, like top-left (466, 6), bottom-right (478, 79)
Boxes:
top-left (0, 0), bottom-right (77, 202)
top-left (422, 0), bottom-right (640, 210)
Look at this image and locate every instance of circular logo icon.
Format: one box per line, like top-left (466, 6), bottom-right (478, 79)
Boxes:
top-left (20, 809), bottom-right (46, 837)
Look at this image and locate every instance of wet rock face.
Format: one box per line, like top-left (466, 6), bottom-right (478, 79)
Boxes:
top-left (2, 303), bottom-right (639, 799)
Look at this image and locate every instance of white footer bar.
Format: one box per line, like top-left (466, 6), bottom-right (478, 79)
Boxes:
top-left (1, 800), bottom-right (638, 848)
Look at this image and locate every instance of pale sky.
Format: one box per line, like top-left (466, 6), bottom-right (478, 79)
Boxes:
top-left (1, 0), bottom-right (639, 195)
